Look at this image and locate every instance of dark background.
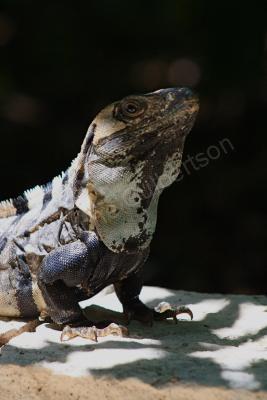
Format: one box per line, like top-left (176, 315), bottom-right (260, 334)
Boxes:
top-left (0, 1), bottom-right (266, 294)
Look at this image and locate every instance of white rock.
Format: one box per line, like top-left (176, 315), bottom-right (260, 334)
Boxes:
top-left (0, 286), bottom-right (266, 391)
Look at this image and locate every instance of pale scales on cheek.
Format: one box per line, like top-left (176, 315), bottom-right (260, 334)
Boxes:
top-left (92, 104), bottom-right (126, 145)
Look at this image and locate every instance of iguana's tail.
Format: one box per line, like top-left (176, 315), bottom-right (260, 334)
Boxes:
top-left (0, 268), bottom-right (46, 318)
top-left (0, 269), bottom-right (22, 317)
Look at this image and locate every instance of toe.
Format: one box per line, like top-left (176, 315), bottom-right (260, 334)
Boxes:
top-left (60, 322), bottom-right (128, 342)
top-left (60, 325), bottom-right (98, 341)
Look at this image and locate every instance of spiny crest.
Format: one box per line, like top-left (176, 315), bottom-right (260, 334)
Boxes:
top-left (0, 171), bottom-right (68, 220)
top-left (0, 199), bottom-right (17, 218)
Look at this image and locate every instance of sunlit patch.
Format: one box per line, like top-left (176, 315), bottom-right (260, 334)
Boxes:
top-left (1, 288), bottom-right (267, 389)
top-left (190, 299), bottom-right (267, 390)
top-left (221, 370), bottom-right (260, 390)
top-left (187, 298), bottom-right (230, 321)
top-left (191, 335), bottom-right (267, 389)
top-left (213, 302), bottom-right (267, 339)
top-left (41, 347), bottom-right (166, 377)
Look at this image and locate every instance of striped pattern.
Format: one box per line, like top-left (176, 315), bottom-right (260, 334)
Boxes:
top-left (0, 125), bottom-right (95, 221)
top-left (0, 130), bottom-right (94, 319)
top-left (0, 200), bottom-right (17, 218)
top-left (0, 172), bottom-right (69, 215)
top-left (0, 144), bottom-right (94, 243)
top-left (0, 167), bottom-right (76, 239)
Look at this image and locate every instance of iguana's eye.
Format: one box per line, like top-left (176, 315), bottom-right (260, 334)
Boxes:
top-left (119, 99), bottom-right (145, 119)
top-left (125, 103), bottom-right (138, 114)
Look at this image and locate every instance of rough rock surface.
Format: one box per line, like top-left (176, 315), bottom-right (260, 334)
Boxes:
top-left (0, 286), bottom-right (267, 399)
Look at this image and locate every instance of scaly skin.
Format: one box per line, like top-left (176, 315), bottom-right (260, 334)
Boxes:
top-left (0, 87), bottom-right (199, 340)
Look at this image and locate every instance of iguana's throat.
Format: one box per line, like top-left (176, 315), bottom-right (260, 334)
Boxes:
top-left (88, 161), bottom-right (160, 253)
top-left (76, 149), bottom-right (181, 253)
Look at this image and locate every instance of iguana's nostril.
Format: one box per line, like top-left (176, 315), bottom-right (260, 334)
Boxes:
top-left (166, 87), bottom-right (198, 109)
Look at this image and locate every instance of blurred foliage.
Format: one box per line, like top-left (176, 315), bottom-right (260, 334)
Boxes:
top-left (0, 0), bottom-right (266, 293)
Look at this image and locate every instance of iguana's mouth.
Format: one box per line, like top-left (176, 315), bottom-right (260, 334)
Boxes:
top-left (181, 97), bottom-right (199, 112)
top-left (168, 93), bottom-right (199, 116)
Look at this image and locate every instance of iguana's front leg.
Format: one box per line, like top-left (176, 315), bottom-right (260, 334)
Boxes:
top-left (38, 233), bottom-right (131, 342)
top-left (114, 270), bottom-right (193, 324)
top-left (38, 232), bottom-right (100, 324)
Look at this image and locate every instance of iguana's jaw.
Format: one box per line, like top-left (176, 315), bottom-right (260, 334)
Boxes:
top-left (76, 87), bottom-right (199, 253)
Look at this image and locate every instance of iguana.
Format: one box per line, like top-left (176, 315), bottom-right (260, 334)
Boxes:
top-left (0, 87), bottom-right (199, 341)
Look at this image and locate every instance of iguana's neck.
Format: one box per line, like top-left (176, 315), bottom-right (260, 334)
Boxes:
top-left (73, 128), bottom-right (184, 253)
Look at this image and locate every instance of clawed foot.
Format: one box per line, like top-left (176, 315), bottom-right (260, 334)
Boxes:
top-left (124, 299), bottom-right (193, 325)
top-left (60, 322), bottom-right (128, 342)
top-left (153, 302), bottom-right (193, 323)
top-left (59, 301), bottom-right (193, 341)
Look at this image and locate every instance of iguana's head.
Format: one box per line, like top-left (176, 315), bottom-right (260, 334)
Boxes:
top-left (75, 88), bottom-right (199, 253)
top-left (91, 87), bottom-right (198, 164)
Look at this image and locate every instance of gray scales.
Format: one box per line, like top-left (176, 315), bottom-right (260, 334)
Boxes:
top-left (0, 88), bottom-right (199, 341)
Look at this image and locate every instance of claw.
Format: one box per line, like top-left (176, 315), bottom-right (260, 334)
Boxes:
top-left (60, 322), bottom-right (129, 342)
top-left (175, 305), bottom-right (193, 320)
top-left (154, 302), bottom-right (193, 322)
